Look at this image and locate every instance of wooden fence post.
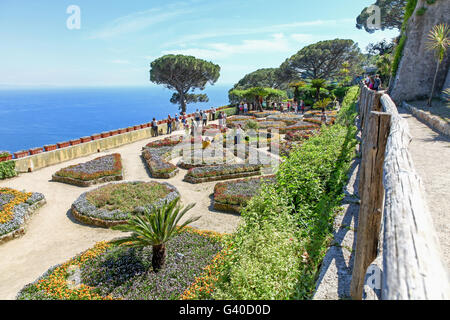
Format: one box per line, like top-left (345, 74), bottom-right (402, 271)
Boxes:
top-left (350, 111), bottom-right (391, 300)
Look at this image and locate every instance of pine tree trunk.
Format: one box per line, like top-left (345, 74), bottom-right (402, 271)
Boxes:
top-left (427, 59), bottom-right (441, 108)
top-left (152, 244), bottom-right (166, 273)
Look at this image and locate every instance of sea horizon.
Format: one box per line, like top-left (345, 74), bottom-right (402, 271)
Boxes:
top-left (0, 85), bottom-right (231, 153)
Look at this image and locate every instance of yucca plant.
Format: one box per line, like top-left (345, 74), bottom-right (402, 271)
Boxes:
top-left (313, 98), bottom-right (332, 110)
top-left (443, 88), bottom-right (450, 101)
top-left (111, 199), bottom-right (199, 273)
top-left (426, 23), bottom-right (449, 108)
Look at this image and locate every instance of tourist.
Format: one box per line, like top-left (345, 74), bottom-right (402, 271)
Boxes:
top-left (300, 100), bottom-right (305, 114)
top-left (368, 76), bottom-right (375, 90)
top-left (223, 111), bottom-right (227, 126)
top-left (239, 103), bottom-right (244, 114)
top-left (218, 111), bottom-right (224, 128)
top-left (181, 113), bottom-right (187, 128)
top-left (190, 118), bottom-right (195, 136)
top-left (321, 111), bottom-right (327, 124)
top-left (235, 124), bottom-right (244, 145)
top-left (243, 103), bottom-right (248, 114)
top-left (195, 109), bottom-right (201, 127)
top-left (202, 111), bottom-right (208, 127)
top-left (174, 113), bottom-right (179, 130)
top-left (210, 107), bottom-right (216, 121)
top-left (151, 118), bottom-right (159, 137)
top-left (167, 115), bottom-right (173, 134)
top-left (374, 75), bottom-right (382, 91)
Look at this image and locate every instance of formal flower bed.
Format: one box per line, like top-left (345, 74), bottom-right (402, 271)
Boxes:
top-left (177, 148), bottom-right (236, 169)
top-left (266, 114), bottom-right (304, 122)
top-left (71, 181), bottom-right (179, 227)
top-left (17, 227), bottom-right (226, 300)
top-left (142, 146), bottom-right (179, 179)
top-left (184, 164), bottom-right (262, 184)
top-left (0, 188), bottom-right (46, 243)
top-left (143, 135), bottom-right (184, 149)
top-left (251, 111), bottom-right (280, 118)
top-left (284, 129), bottom-right (320, 142)
top-left (213, 176), bottom-right (276, 213)
top-left (278, 121), bottom-right (320, 134)
top-left (201, 124), bottom-right (228, 135)
top-left (52, 154), bottom-right (123, 187)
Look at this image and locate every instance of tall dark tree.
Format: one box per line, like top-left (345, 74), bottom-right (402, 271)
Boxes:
top-left (278, 39), bottom-right (361, 81)
top-left (356, 0), bottom-right (406, 33)
top-left (232, 68), bottom-right (282, 90)
top-left (150, 55), bottom-right (220, 113)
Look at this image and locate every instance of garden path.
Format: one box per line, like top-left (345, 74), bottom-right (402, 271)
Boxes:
top-left (0, 122), bottom-right (242, 300)
top-left (397, 107), bottom-right (450, 269)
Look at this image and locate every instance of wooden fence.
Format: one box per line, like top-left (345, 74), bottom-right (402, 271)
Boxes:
top-left (350, 84), bottom-right (449, 300)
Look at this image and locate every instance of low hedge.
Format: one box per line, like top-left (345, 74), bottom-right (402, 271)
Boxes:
top-left (184, 164), bottom-right (262, 184)
top-left (213, 176), bottom-right (276, 213)
top-left (0, 161), bottom-right (17, 180)
top-left (142, 146), bottom-right (180, 179)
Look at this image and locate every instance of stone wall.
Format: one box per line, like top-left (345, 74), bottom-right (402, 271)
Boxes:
top-left (14, 125), bottom-right (169, 173)
top-left (390, 0), bottom-right (450, 103)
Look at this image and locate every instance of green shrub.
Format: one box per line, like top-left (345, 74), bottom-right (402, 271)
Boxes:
top-left (0, 161), bottom-right (17, 180)
top-left (211, 87), bottom-right (359, 300)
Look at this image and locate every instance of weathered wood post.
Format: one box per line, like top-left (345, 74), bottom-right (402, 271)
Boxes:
top-left (350, 110), bottom-right (391, 300)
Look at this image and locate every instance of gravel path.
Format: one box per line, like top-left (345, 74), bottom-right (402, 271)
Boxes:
top-left (0, 124), bottom-right (241, 300)
top-left (398, 107), bottom-right (450, 269)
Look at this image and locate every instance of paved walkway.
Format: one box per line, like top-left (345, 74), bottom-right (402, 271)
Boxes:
top-left (398, 107), bottom-right (450, 269)
top-left (0, 123), bottom-right (243, 300)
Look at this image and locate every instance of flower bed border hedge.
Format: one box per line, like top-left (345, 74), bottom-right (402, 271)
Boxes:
top-left (184, 164), bottom-right (262, 184)
top-left (0, 191), bottom-right (46, 244)
top-left (71, 181), bottom-right (180, 228)
top-left (52, 154), bottom-right (123, 187)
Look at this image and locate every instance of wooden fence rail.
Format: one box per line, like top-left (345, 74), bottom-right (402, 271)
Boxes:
top-left (350, 84), bottom-right (449, 300)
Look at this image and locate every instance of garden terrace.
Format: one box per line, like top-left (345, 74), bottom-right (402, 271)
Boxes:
top-left (249, 110), bottom-right (280, 118)
top-left (184, 164), bottom-right (262, 184)
top-left (0, 188), bottom-right (46, 244)
top-left (52, 154), bottom-right (123, 187)
top-left (71, 181), bottom-right (179, 228)
top-left (284, 129), bottom-right (320, 142)
top-left (17, 228), bottom-right (225, 300)
top-left (213, 175), bottom-right (276, 214)
top-left (143, 135), bottom-right (184, 149)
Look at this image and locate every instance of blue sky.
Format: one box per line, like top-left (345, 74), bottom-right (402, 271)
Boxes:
top-left (0, 0), bottom-right (399, 88)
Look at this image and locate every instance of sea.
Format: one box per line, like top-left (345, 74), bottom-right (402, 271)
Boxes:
top-left (0, 86), bottom-right (230, 153)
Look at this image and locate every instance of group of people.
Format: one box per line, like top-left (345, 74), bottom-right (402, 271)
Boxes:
top-left (364, 74), bottom-right (382, 91)
top-left (236, 100), bottom-right (307, 115)
top-left (151, 108), bottom-right (230, 138)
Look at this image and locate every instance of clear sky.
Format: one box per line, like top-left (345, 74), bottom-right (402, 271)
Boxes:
top-left (0, 0), bottom-right (399, 88)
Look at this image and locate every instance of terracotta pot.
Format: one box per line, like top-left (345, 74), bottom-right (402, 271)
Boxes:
top-left (80, 136), bottom-right (92, 143)
top-left (101, 132), bottom-right (111, 138)
top-left (70, 139), bottom-right (81, 146)
top-left (91, 134), bottom-right (101, 141)
top-left (14, 150), bottom-right (29, 159)
top-left (57, 141), bottom-right (70, 148)
top-left (141, 123), bottom-right (149, 128)
top-left (133, 125), bottom-right (141, 130)
top-left (29, 147), bottom-right (43, 155)
top-left (109, 130), bottom-right (119, 136)
top-left (119, 128), bottom-right (127, 134)
top-left (0, 153), bottom-right (13, 162)
top-left (126, 127), bottom-right (134, 132)
top-left (44, 144), bottom-right (57, 152)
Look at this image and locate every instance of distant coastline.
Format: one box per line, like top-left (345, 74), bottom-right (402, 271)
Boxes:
top-left (0, 86), bottom-right (229, 153)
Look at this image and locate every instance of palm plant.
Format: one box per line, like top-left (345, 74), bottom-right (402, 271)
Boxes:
top-left (313, 98), bottom-right (332, 110)
top-left (426, 23), bottom-right (449, 108)
top-left (310, 79), bottom-right (327, 101)
top-left (111, 199), bottom-right (199, 273)
top-left (443, 88), bottom-right (450, 102)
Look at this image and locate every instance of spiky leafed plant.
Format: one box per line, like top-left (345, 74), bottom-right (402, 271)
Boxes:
top-left (426, 23), bottom-right (449, 108)
top-left (443, 88), bottom-right (450, 102)
top-left (310, 79), bottom-right (327, 101)
top-left (111, 199), bottom-right (199, 273)
top-left (313, 98), bottom-right (332, 110)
